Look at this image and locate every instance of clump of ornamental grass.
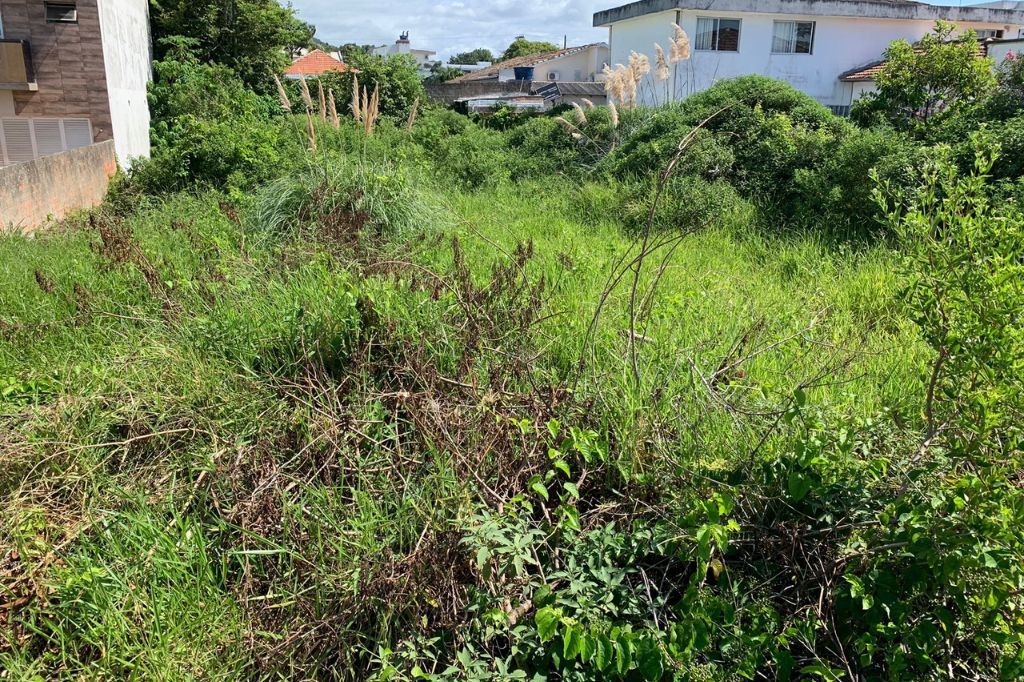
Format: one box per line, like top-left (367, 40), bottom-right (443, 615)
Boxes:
top-left (349, 75), bottom-right (381, 136)
top-left (251, 157), bottom-right (441, 240)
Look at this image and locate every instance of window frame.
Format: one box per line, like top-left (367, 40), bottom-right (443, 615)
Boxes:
top-left (695, 17), bottom-right (742, 53)
top-left (44, 2), bottom-right (78, 24)
top-left (771, 20), bottom-right (816, 55)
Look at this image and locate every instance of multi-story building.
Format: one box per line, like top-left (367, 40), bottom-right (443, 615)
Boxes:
top-left (373, 32), bottom-right (438, 78)
top-left (594, 0), bottom-right (1024, 112)
top-left (0, 0), bottom-right (151, 167)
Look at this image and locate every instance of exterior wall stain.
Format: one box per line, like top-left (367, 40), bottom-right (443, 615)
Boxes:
top-left (0, 140), bottom-right (116, 232)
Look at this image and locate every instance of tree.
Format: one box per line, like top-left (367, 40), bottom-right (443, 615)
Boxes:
top-left (338, 43), bottom-right (375, 62)
top-left (320, 53), bottom-right (425, 119)
top-left (500, 37), bottom-right (560, 62)
top-left (149, 0), bottom-right (314, 90)
top-left (852, 21), bottom-right (996, 134)
top-left (425, 64), bottom-right (465, 84)
top-left (450, 48), bottom-right (494, 65)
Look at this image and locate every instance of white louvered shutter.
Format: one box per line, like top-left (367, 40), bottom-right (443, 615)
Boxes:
top-left (2, 119), bottom-right (35, 164)
top-left (33, 119), bottom-right (64, 157)
top-left (62, 119), bottom-right (93, 150)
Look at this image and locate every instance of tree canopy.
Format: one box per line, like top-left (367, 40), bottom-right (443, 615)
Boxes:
top-left (500, 38), bottom-right (560, 62)
top-left (450, 48), bottom-right (495, 65)
top-left (149, 0), bottom-right (314, 90)
top-left (852, 22), bottom-right (996, 134)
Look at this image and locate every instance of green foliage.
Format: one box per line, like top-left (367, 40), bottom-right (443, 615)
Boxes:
top-left (134, 55), bottom-right (283, 195)
top-left (501, 37), bottom-right (560, 61)
top-left (251, 156), bottom-right (439, 238)
top-left (425, 64), bottom-right (466, 84)
top-left (793, 126), bottom-right (926, 236)
top-left (852, 22), bottom-right (997, 135)
top-left (328, 53), bottom-right (426, 120)
top-left (149, 0), bottom-right (313, 90)
top-left (878, 135), bottom-right (1023, 455)
top-left (450, 48), bottom-right (495, 65)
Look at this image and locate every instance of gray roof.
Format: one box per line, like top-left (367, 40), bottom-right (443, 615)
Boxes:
top-left (594, 0), bottom-right (1024, 26)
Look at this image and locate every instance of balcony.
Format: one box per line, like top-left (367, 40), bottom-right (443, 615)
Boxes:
top-left (0, 40), bottom-right (37, 91)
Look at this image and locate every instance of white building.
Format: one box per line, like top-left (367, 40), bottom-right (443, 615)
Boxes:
top-left (593, 0), bottom-right (1024, 112)
top-left (372, 32), bottom-right (438, 78)
top-left (988, 35), bottom-right (1024, 62)
top-left (449, 43), bottom-right (610, 84)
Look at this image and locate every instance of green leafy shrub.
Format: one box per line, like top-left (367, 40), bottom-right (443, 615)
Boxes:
top-left (793, 126), bottom-right (926, 237)
top-left (601, 76), bottom-right (847, 209)
top-left (132, 55), bottom-right (283, 195)
top-left (412, 111), bottom-right (512, 189)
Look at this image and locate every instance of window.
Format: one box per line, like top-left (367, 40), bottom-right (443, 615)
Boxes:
top-left (45, 3), bottom-right (77, 23)
top-left (976, 29), bottom-right (1004, 40)
top-left (695, 17), bottom-right (741, 52)
top-left (773, 21), bottom-right (815, 54)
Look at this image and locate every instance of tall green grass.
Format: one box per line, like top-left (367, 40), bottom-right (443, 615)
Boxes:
top-left (0, 165), bottom-right (925, 679)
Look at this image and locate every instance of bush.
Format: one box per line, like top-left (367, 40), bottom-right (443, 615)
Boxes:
top-left (793, 126), bottom-right (925, 237)
top-left (412, 109), bottom-right (512, 189)
top-left (601, 76), bottom-right (848, 208)
top-left (132, 56), bottom-right (283, 195)
top-left (321, 52), bottom-right (426, 120)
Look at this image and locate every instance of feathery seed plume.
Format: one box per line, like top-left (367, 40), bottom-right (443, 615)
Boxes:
top-left (571, 101), bottom-right (587, 125)
top-left (298, 75), bottom-right (313, 111)
top-left (629, 51), bottom-right (651, 82)
top-left (317, 78), bottom-right (327, 121)
top-left (328, 89), bottom-right (339, 128)
top-left (273, 75), bottom-right (292, 113)
top-left (654, 43), bottom-right (670, 81)
top-left (351, 75), bottom-right (361, 121)
top-left (670, 24), bottom-right (691, 63)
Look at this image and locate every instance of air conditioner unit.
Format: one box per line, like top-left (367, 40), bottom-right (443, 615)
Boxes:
top-left (547, 70), bottom-right (560, 81)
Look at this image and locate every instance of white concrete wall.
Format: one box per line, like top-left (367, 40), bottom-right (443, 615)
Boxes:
top-left (989, 38), bottom-right (1024, 64)
top-left (97, 0), bottom-right (151, 167)
top-left (498, 46), bottom-right (610, 83)
top-left (608, 10), bottom-right (1019, 107)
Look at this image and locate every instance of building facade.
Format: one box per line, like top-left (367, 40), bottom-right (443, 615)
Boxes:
top-left (450, 43), bottom-right (610, 85)
top-left (373, 32), bottom-right (438, 78)
top-left (0, 0), bottom-right (151, 167)
top-left (594, 0), bottom-right (1024, 111)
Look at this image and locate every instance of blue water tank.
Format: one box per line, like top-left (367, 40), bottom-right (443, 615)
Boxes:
top-left (513, 66), bottom-right (535, 81)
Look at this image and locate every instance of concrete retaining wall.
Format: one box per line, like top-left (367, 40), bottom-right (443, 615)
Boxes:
top-left (0, 140), bottom-right (117, 232)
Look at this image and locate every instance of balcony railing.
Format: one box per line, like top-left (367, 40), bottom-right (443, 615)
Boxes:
top-left (0, 40), bottom-right (37, 91)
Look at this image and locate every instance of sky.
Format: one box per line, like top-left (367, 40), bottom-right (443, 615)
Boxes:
top-left (287, 0), bottom-right (611, 62)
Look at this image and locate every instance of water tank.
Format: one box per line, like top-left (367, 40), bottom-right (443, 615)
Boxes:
top-left (513, 66), bottom-right (535, 81)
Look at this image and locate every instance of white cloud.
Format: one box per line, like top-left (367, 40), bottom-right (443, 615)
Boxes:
top-left (288, 0), bottom-right (610, 61)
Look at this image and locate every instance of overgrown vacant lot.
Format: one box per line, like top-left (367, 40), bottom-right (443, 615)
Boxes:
top-left (2, 74), bottom-right (1023, 680)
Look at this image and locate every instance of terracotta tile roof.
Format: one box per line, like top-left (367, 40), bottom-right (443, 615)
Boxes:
top-left (840, 41), bottom-right (988, 81)
top-left (450, 43), bottom-right (606, 83)
top-left (285, 50), bottom-right (355, 77)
